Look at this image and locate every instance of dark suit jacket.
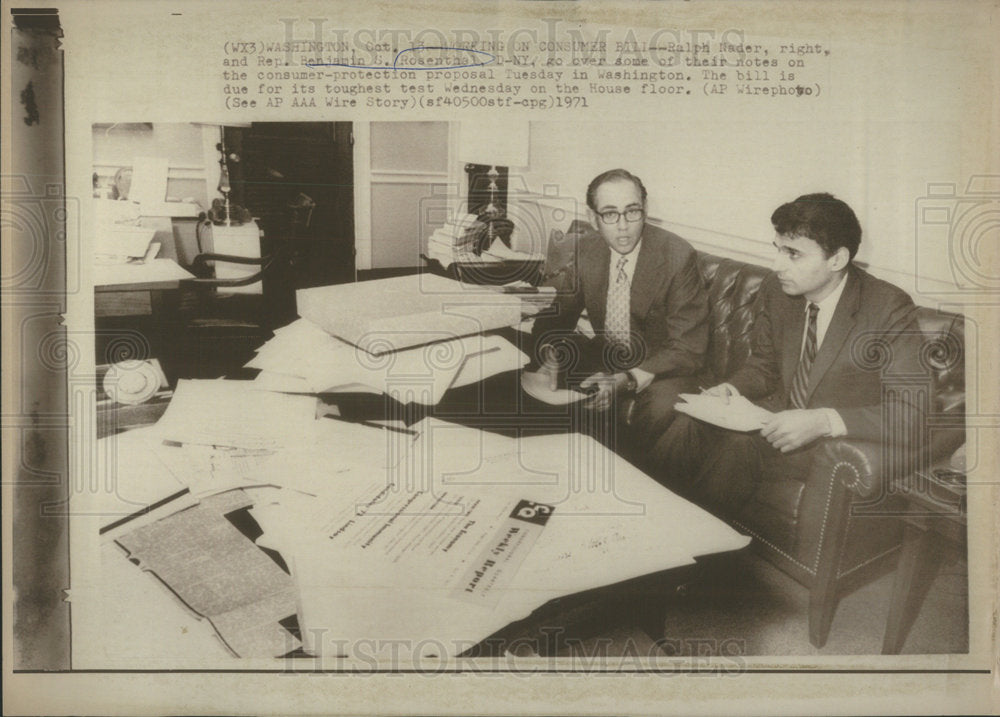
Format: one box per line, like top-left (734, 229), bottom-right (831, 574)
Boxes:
top-left (728, 264), bottom-right (925, 443)
top-left (532, 223), bottom-right (709, 377)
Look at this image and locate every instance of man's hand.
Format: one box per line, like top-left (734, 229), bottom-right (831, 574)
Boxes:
top-left (760, 409), bottom-right (831, 453)
top-left (580, 371), bottom-right (630, 411)
top-left (703, 382), bottom-right (740, 404)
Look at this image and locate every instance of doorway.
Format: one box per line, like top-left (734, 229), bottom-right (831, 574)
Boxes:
top-left (224, 122), bottom-right (356, 290)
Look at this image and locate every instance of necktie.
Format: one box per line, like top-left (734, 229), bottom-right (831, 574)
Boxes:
top-left (606, 255), bottom-right (630, 345)
top-left (789, 302), bottom-right (819, 409)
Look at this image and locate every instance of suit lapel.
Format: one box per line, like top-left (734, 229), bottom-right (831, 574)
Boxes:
top-left (629, 229), bottom-right (666, 320)
top-left (805, 268), bottom-right (859, 404)
top-left (780, 293), bottom-right (806, 398)
top-left (583, 236), bottom-right (611, 329)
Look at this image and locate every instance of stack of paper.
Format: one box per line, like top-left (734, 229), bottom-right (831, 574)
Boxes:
top-left (248, 317), bottom-right (528, 404)
top-left (480, 237), bottom-right (545, 263)
top-left (425, 212), bottom-right (484, 268)
top-left (297, 274), bottom-right (526, 355)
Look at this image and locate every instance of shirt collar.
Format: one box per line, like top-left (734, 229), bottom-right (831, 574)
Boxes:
top-left (811, 270), bottom-right (848, 314)
top-left (609, 239), bottom-right (642, 281)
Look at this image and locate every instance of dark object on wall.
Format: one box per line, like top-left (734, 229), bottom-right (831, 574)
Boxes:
top-left (465, 162), bottom-right (512, 251)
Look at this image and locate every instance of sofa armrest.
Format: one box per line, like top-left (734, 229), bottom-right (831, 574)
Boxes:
top-left (816, 434), bottom-right (958, 500)
top-left (817, 439), bottom-right (885, 499)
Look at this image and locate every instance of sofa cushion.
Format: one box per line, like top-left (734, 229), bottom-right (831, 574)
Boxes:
top-left (696, 253), bottom-right (769, 383)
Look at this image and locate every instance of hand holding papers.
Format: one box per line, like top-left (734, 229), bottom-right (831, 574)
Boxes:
top-left (674, 391), bottom-right (774, 432)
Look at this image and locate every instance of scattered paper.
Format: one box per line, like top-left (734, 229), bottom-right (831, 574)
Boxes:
top-left (152, 442), bottom-right (277, 497)
top-left (247, 318), bottom-right (525, 405)
top-left (115, 490), bottom-right (301, 658)
top-left (151, 379), bottom-right (319, 449)
top-left (449, 334), bottom-right (528, 388)
top-left (242, 420), bottom-right (750, 661)
top-left (296, 274), bottom-right (525, 355)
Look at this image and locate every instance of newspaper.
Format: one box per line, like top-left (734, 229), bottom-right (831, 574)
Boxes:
top-left (2, 0), bottom-right (997, 715)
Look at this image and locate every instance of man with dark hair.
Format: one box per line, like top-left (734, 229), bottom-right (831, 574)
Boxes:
top-left (770, 191), bottom-right (863, 259)
top-left (650, 192), bottom-right (924, 516)
top-left (530, 168), bottom-right (709, 454)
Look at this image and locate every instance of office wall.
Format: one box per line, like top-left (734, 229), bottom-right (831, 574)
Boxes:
top-left (362, 121), bottom-right (455, 270)
top-left (91, 123), bottom-right (215, 207)
top-left (516, 119), bottom-right (965, 303)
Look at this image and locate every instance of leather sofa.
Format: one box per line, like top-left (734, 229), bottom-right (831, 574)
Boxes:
top-left (544, 223), bottom-right (966, 648)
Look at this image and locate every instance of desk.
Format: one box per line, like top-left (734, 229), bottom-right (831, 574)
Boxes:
top-left (94, 257), bottom-right (195, 292)
top-left (84, 371), bottom-right (750, 665)
top-left (94, 258), bottom-right (198, 374)
top-left (94, 258), bottom-right (194, 316)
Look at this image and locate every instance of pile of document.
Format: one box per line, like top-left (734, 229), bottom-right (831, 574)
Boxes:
top-left (246, 316), bottom-right (529, 405)
top-left (479, 235), bottom-right (545, 264)
top-left (425, 213), bottom-right (545, 269)
top-left (425, 212), bottom-right (484, 268)
top-left (99, 379), bottom-right (421, 658)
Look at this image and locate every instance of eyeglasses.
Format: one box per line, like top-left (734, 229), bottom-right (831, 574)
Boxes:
top-left (597, 207), bottom-right (644, 225)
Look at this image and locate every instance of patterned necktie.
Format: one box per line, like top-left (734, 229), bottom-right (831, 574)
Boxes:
top-left (606, 255), bottom-right (630, 345)
top-left (789, 302), bottom-right (820, 409)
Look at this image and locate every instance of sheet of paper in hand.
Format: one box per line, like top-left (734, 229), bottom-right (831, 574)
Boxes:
top-left (674, 393), bottom-right (774, 432)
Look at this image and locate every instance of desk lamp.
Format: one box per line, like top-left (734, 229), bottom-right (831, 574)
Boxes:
top-left (209, 128), bottom-right (252, 226)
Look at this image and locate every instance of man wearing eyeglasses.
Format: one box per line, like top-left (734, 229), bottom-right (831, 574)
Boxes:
top-left (530, 168), bottom-right (709, 455)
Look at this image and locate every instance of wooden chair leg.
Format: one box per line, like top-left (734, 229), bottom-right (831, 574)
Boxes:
top-left (882, 523), bottom-right (944, 654)
top-left (808, 481), bottom-right (853, 648)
